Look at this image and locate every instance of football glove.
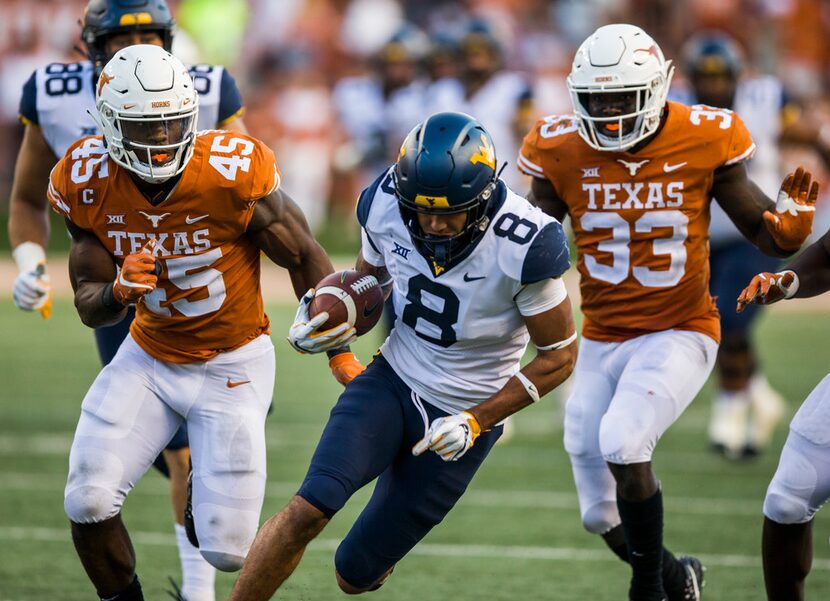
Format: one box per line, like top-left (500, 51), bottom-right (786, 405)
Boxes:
top-left (736, 270), bottom-right (799, 313)
top-left (12, 242), bottom-right (51, 318)
top-left (329, 352), bottom-right (366, 386)
top-left (112, 239), bottom-right (158, 305)
top-left (412, 411), bottom-right (482, 462)
top-left (287, 289), bottom-right (357, 354)
top-left (763, 167), bottom-right (818, 251)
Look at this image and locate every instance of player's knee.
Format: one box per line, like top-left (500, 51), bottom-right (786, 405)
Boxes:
top-left (599, 414), bottom-right (651, 464)
top-left (335, 570), bottom-right (368, 595)
top-left (764, 490), bottom-right (813, 525)
top-left (581, 501), bottom-right (619, 535)
top-left (194, 504), bottom-right (258, 571)
top-left (334, 541), bottom-right (384, 593)
top-left (200, 550), bottom-right (245, 572)
top-left (64, 450), bottom-right (124, 523)
top-left (64, 485), bottom-right (119, 523)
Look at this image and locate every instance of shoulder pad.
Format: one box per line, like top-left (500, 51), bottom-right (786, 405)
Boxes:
top-left (19, 70), bottom-right (38, 125)
top-left (521, 220), bottom-right (570, 284)
top-left (356, 168), bottom-right (395, 228)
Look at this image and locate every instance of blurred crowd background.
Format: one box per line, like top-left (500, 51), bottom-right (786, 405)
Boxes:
top-left (0, 0), bottom-right (829, 248)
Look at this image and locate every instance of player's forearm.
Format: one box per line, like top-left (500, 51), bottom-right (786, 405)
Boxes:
top-left (469, 345), bottom-right (577, 430)
top-left (74, 282), bottom-right (127, 328)
top-left (789, 234), bottom-right (830, 298)
top-left (287, 243), bottom-right (335, 299)
top-left (8, 197), bottom-right (50, 249)
top-left (754, 226), bottom-right (797, 258)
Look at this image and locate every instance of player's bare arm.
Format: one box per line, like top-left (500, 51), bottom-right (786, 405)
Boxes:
top-left (467, 294), bottom-right (577, 430)
top-left (737, 228), bottom-right (830, 312)
top-left (355, 251), bottom-right (393, 301)
top-left (247, 187), bottom-right (335, 298)
top-left (65, 219), bottom-right (127, 328)
top-left (8, 126), bottom-right (58, 249)
top-left (527, 176), bottom-right (568, 222)
top-left (713, 162), bottom-right (818, 256)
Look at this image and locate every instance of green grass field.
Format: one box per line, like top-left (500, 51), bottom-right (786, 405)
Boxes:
top-left (1, 299), bottom-right (829, 600)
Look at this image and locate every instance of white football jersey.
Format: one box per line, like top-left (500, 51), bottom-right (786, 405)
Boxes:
top-left (427, 72), bottom-right (533, 192)
top-left (19, 60), bottom-right (242, 159)
top-left (357, 169), bottom-right (570, 414)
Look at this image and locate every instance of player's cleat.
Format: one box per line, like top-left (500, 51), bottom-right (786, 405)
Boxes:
top-left (184, 471), bottom-right (199, 548)
top-left (744, 376), bottom-right (786, 456)
top-left (708, 390), bottom-right (751, 460)
top-left (671, 555), bottom-right (705, 601)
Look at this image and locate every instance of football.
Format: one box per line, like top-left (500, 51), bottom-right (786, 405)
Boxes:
top-left (308, 270), bottom-right (384, 336)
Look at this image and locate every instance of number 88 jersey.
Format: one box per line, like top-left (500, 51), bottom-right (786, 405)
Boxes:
top-left (48, 130), bottom-right (281, 363)
top-left (519, 101), bottom-right (757, 344)
top-left (357, 170), bottom-right (570, 415)
top-left (19, 60), bottom-right (241, 159)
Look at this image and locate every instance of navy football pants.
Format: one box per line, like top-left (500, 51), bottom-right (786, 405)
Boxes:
top-left (298, 354), bottom-right (502, 588)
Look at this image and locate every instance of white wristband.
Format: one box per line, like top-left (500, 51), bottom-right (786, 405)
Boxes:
top-left (514, 371), bottom-right (540, 403)
top-left (779, 270), bottom-right (800, 298)
top-left (12, 242), bottom-right (46, 273)
top-left (536, 331), bottom-right (578, 351)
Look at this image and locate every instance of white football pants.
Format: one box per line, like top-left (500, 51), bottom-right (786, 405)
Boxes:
top-left (765, 373), bottom-right (830, 524)
top-left (64, 334), bottom-right (275, 571)
top-left (564, 329), bottom-right (717, 534)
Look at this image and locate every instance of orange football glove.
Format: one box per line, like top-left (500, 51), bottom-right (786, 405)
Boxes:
top-left (112, 239), bottom-right (158, 305)
top-left (329, 352), bottom-right (366, 386)
top-left (763, 167), bottom-right (818, 251)
top-left (736, 270), bottom-right (799, 313)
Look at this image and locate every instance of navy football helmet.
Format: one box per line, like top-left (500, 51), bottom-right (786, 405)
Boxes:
top-left (683, 31), bottom-right (743, 79)
top-left (82, 0), bottom-right (175, 76)
top-left (395, 112), bottom-right (499, 270)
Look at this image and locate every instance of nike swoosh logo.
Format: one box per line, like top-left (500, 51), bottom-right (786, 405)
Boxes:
top-left (226, 378), bottom-right (251, 388)
top-left (185, 214), bottom-right (209, 224)
top-left (363, 302), bottom-right (380, 317)
top-left (663, 161), bottom-right (687, 173)
top-left (463, 273), bottom-right (486, 282)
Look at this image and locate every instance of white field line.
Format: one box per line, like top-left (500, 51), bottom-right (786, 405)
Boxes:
top-left (3, 471), bottom-right (764, 517)
top-left (0, 526), bottom-right (828, 571)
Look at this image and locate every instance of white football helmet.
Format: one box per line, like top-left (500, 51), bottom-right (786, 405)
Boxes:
top-left (95, 44), bottom-right (198, 183)
top-left (567, 24), bottom-right (674, 152)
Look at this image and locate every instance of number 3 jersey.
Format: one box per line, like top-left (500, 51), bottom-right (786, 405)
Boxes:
top-left (48, 130), bottom-right (281, 363)
top-left (519, 101), bottom-right (757, 344)
top-left (357, 171), bottom-right (570, 414)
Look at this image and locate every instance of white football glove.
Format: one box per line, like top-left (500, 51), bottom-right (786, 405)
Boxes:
top-left (12, 242), bottom-right (51, 316)
top-left (13, 267), bottom-right (51, 311)
top-left (287, 289), bottom-right (357, 354)
top-left (412, 411), bottom-right (482, 462)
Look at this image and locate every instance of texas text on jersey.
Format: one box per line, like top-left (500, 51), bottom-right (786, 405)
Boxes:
top-left (48, 130), bottom-right (280, 362)
top-left (519, 100), bottom-right (756, 344)
top-left (19, 60), bottom-right (243, 159)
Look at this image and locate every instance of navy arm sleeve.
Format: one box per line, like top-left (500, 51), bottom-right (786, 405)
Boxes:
top-left (19, 71), bottom-right (38, 125)
top-left (217, 68), bottom-right (244, 123)
top-left (521, 221), bottom-right (570, 284)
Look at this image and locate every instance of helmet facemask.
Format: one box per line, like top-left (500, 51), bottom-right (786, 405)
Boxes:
top-left (102, 107), bottom-right (196, 183)
top-left (396, 174), bottom-right (496, 269)
top-left (569, 68), bottom-right (671, 152)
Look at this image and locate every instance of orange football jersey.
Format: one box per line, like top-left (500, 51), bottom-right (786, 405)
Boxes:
top-left (49, 130), bottom-right (281, 363)
top-left (519, 101), bottom-right (757, 343)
